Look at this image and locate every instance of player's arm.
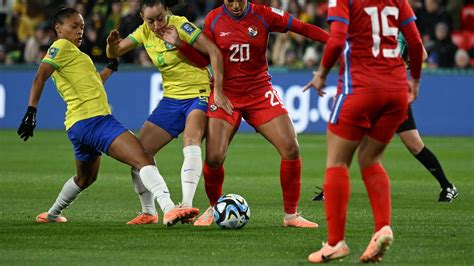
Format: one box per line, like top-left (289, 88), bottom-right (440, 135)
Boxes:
top-left (99, 58), bottom-right (119, 84)
top-left (106, 29), bottom-right (136, 58)
top-left (289, 18), bottom-right (329, 43)
top-left (303, 21), bottom-right (348, 95)
top-left (17, 62), bottom-right (55, 141)
top-left (400, 21), bottom-right (423, 102)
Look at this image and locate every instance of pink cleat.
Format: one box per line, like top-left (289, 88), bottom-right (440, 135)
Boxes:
top-left (193, 206), bottom-right (214, 227)
top-left (283, 213), bottom-right (318, 228)
top-left (360, 225), bottom-right (394, 263)
top-left (36, 212), bottom-right (68, 223)
top-left (163, 204), bottom-right (199, 227)
top-left (308, 240), bottom-right (350, 263)
top-left (127, 213), bottom-right (158, 225)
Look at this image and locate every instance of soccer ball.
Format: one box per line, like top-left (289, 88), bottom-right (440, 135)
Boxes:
top-left (213, 194), bottom-right (250, 229)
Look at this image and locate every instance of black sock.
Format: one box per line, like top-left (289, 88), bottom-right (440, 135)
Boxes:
top-left (414, 146), bottom-right (452, 189)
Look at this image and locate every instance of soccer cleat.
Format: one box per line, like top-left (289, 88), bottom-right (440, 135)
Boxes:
top-left (127, 213), bottom-right (158, 225)
top-left (163, 204), bottom-right (199, 227)
top-left (308, 240), bottom-right (350, 263)
top-left (36, 212), bottom-right (68, 223)
top-left (193, 206), bottom-right (214, 226)
top-left (283, 213), bottom-right (319, 228)
top-left (312, 186), bottom-right (325, 201)
top-left (438, 185), bottom-right (458, 202)
top-left (360, 225), bottom-right (394, 263)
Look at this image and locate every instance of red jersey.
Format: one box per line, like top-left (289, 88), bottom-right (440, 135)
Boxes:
top-left (327, 0), bottom-right (416, 94)
top-left (203, 3), bottom-right (292, 96)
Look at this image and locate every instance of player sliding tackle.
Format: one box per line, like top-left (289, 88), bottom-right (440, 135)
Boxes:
top-left (176, 0), bottom-right (329, 228)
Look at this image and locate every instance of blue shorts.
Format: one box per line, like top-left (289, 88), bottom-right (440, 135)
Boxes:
top-left (147, 96), bottom-right (208, 138)
top-left (67, 115), bottom-right (128, 162)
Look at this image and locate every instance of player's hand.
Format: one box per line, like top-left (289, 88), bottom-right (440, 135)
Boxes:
top-left (17, 106), bottom-right (37, 141)
top-left (107, 29), bottom-right (121, 46)
top-left (303, 71), bottom-right (326, 97)
top-left (159, 26), bottom-right (182, 47)
top-left (408, 79), bottom-right (419, 103)
top-left (213, 91), bottom-right (233, 115)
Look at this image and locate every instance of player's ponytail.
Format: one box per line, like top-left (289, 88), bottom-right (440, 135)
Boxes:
top-left (52, 7), bottom-right (79, 36)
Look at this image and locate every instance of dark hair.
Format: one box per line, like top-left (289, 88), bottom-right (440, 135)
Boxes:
top-left (141, 0), bottom-right (187, 13)
top-left (52, 7), bottom-right (79, 35)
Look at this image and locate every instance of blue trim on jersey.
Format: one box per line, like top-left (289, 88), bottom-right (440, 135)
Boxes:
top-left (222, 3), bottom-right (251, 21)
top-left (211, 12), bottom-right (224, 31)
top-left (251, 10), bottom-right (270, 31)
top-left (342, 40), bottom-right (353, 95)
top-left (400, 16), bottom-right (417, 27)
top-left (329, 94), bottom-right (346, 124)
top-left (327, 16), bottom-right (349, 25)
top-left (286, 15), bottom-right (294, 32)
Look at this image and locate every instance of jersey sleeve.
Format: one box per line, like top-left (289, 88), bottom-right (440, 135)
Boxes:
top-left (327, 0), bottom-right (350, 25)
top-left (259, 5), bottom-right (292, 33)
top-left (399, 0), bottom-right (417, 27)
top-left (128, 23), bottom-right (145, 45)
top-left (175, 17), bottom-right (201, 46)
top-left (202, 12), bottom-right (215, 41)
top-left (41, 39), bottom-right (72, 70)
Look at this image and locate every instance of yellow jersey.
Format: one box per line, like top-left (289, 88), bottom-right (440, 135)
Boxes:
top-left (42, 39), bottom-right (111, 130)
top-left (128, 15), bottom-right (210, 99)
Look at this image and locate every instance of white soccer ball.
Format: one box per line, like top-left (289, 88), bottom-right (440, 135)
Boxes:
top-left (213, 194), bottom-right (250, 229)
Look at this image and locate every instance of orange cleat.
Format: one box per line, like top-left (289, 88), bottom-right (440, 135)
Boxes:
top-left (360, 225), bottom-right (394, 263)
top-left (308, 240), bottom-right (350, 263)
top-left (163, 204), bottom-right (199, 227)
top-left (193, 206), bottom-right (214, 227)
top-left (36, 212), bottom-right (68, 223)
top-left (127, 213), bottom-right (158, 225)
top-left (283, 213), bottom-right (318, 228)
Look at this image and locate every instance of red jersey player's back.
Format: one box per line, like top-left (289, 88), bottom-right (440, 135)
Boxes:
top-left (328, 0), bottom-right (417, 94)
top-left (203, 3), bottom-right (293, 96)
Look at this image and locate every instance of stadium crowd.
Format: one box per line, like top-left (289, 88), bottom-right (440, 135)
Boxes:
top-left (0, 0), bottom-right (473, 69)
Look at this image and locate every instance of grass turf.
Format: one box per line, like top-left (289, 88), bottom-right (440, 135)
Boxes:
top-left (0, 130), bottom-right (473, 265)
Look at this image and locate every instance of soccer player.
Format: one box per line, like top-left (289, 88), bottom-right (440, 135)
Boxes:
top-left (304, 0), bottom-right (423, 263)
top-left (191, 0), bottom-right (329, 228)
top-left (106, 0), bottom-right (224, 225)
top-left (17, 7), bottom-right (199, 226)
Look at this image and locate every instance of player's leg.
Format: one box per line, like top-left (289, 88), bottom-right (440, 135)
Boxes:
top-left (36, 156), bottom-right (101, 223)
top-left (180, 99), bottom-right (208, 208)
top-left (397, 107), bottom-right (456, 201)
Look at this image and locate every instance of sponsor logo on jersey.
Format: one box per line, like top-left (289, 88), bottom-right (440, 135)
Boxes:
top-left (271, 7), bottom-right (284, 16)
top-left (220, 32), bottom-right (231, 37)
top-left (329, 0), bottom-right (336, 8)
top-left (248, 26), bottom-right (258, 37)
top-left (181, 22), bottom-right (196, 35)
top-left (47, 47), bottom-right (59, 59)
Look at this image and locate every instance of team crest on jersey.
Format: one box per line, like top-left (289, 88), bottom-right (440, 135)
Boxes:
top-left (328, 0), bottom-right (336, 8)
top-left (248, 26), bottom-right (258, 37)
top-left (164, 41), bottom-right (174, 50)
top-left (181, 22), bottom-right (196, 35)
top-left (271, 7), bottom-right (284, 16)
top-left (47, 47), bottom-right (59, 59)
top-left (209, 104), bottom-right (218, 112)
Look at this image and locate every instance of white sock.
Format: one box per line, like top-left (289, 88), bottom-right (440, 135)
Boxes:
top-left (181, 145), bottom-right (202, 207)
top-left (48, 177), bottom-right (82, 217)
top-left (139, 165), bottom-right (175, 213)
top-left (131, 168), bottom-right (156, 215)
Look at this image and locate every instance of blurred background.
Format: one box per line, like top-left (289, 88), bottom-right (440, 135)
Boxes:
top-left (0, 0), bottom-right (473, 70)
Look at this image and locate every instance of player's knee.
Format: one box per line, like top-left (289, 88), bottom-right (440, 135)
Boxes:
top-left (133, 153), bottom-right (155, 169)
top-left (205, 153), bottom-right (225, 168)
top-left (280, 143), bottom-right (300, 160)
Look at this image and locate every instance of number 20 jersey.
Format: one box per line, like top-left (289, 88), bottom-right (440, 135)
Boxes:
top-left (203, 3), bottom-right (293, 96)
top-left (328, 0), bottom-right (416, 94)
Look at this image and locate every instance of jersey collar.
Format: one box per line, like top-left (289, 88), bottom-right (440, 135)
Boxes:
top-left (222, 3), bottom-right (251, 21)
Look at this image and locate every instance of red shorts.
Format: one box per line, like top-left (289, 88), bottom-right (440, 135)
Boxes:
top-left (328, 92), bottom-right (408, 143)
top-left (207, 87), bottom-right (288, 128)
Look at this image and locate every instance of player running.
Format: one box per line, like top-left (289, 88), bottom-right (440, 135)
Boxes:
top-left (304, 0), bottom-right (423, 263)
top-left (190, 0), bottom-right (329, 228)
top-left (106, 0), bottom-right (224, 225)
top-left (18, 7), bottom-right (198, 226)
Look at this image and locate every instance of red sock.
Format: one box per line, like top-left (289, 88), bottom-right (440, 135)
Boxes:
top-left (203, 162), bottom-right (224, 206)
top-left (280, 158), bottom-right (301, 214)
top-left (324, 167), bottom-right (350, 246)
top-left (361, 163), bottom-right (391, 232)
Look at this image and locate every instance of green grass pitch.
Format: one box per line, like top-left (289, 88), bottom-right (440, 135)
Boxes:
top-left (0, 130), bottom-right (473, 265)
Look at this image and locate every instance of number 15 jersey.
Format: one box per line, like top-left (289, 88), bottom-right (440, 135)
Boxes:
top-left (203, 3), bottom-right (294, 96)
top-left (328, 0), bottom-right (417, 94)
